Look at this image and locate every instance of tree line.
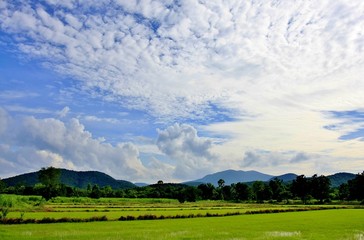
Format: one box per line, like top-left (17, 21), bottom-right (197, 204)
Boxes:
top-left (0, 167), bottom-right (363, 204)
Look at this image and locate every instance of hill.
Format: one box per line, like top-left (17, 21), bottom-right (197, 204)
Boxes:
top-left (188, 169), bottom-right (274, 186)
top-left (2, 169), bottom-right (136, 189)
top-left (270, 173), bottom-right (298, 182)
top-left (187, 170), bottom-right (356, 187)
top-left (327, 172), bottom-right (356, 188)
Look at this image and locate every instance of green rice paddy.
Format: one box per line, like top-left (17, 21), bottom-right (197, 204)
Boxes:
top-left (0, 195), bottom-right (363, 239)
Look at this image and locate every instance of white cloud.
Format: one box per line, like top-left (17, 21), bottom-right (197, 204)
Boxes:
top-left (83, 115), bottom-right (120, 124)
top-left (156, 123), bottom-right (218, 179)
top-left (0, 108), bottom-right (171, 182)
top-left (0, 108), bottom-right (9, 135)
top-left (4, 105), bottom-right (51, 114)
top-left (57, 106), bottom-right (70, 118)
top-left (0, 91), bottom-right (39, 100)
top-left (1, 1), bottom-right (363, 121)
top-left (1, 1), bottom-right (364, 177)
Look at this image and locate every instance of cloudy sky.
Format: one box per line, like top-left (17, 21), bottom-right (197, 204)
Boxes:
top-left (1, 0), bottom-right (364, 183)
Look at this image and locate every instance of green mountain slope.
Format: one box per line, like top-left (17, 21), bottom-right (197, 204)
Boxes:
top-left (327, 172), bottom-right (356, 188)
top-left (2, 168), bottom-right (136, 189)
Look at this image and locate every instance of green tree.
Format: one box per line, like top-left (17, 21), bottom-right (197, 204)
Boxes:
top-left (291, 175), bottom-right (310, 204)
top-left (338, 183), bottom-right (350, 200)
top-left (0, 179), bottom-right (6, 193)
top-left (221, 185), bottom-right (232, 200)
top-left (0, 195), bottom-right (13, 220)
top-left (218, 179), bottom-right (225, 188)
top-left (233, 182), bottom-right (250, 201)
top-left (90, 184), bottom-right (102, 199)
top-left (102, 186), bottom-right (113, 197)
top-left (176, 187), bottom-right (197, 203)
top-left (198, 183), bottom-right (215, 200)
top-left (348, 171), bottom-right (364, 201)
top-left (252, 181), bottom-right (272, 203)
top-left (311, 174), bottom-right (331, 203)
top-left (38, 167), bottom-right (61, 201)
top-left (269, 178), bottom-right (286, 202)
top-left (38, 167), bottom-right (61, 186)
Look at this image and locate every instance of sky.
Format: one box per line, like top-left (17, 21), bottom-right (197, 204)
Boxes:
top-left (0, 0), bottom-right (364, 183)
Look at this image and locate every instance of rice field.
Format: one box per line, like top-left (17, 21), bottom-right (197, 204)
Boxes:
top-left (0, 195), bottom-right (363, 239)
top-left (0, 209), bottom-right (363, 239)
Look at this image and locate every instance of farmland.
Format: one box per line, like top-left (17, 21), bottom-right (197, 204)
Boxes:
top-left (0, 195), bottom-right (363, 239)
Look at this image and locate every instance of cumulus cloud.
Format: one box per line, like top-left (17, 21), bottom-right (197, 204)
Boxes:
top-left (156, 123), bottom-right (217, 179)
top-left (0, 108), bottom-right (169, 181)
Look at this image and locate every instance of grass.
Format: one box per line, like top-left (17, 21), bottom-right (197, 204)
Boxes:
top-left (1, 194), bottom-right (363, 239)
top-left (0, 209), bottom-right (363, 239)
top-left (3, 194), bottom-right (347, 221)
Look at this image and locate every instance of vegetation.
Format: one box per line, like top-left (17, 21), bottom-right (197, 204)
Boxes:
top-left (2, 168), bottom-right (136, 189)
top-left (1, 169), bottom-right (364, 204)
top-left (0, 209), bottom-right (363, 239)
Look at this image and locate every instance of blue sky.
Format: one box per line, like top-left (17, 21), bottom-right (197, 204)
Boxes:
top-left (0, 0), bottom-right (364, 183)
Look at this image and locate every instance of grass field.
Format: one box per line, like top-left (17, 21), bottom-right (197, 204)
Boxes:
top-left (1, 209), bottom-right (363, 239)
top-left (3, 195), bottom-right (342, 221)
top-left (1, 195), bottom-right (363, 239)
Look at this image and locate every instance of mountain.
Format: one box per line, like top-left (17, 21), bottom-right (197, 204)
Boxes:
top-left (187, 170), bottom-right (356, 187)
top-left (270, 173), bottom-right (298, 182)
top-left (327, 172), bottom-right (356, 188)
top-left (134, 182), bottom-right (150, 187)
top-left (187, 169), bottom-right (274, 186)
top-left (2, 169), bottom-right (136, 189)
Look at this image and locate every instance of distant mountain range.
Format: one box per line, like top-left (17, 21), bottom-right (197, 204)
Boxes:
top-left (184, 170), bottom-right (274, 186)
top-left (184, 169), bottom-right (356, 187)
top-left (1, 168), bottom-right (357, 189)
top-left (2, 169), bottom-right (136, 189)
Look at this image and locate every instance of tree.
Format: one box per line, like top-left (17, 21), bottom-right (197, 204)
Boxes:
top-left (38, 167), bottom-right (61, 187)
top-left (177, 187), bottom-right (197, 203)
top-left (348, 171), bottom-right (364, 201)
top-left (311, 174), bottom-right (331, 203)
top-left (0, 195), bottom-right (13, 220)
top-left (338, 183), bottom-right (350, 201)
top-left (102, 186), bottom-right (113, 197)
top-left (252, 181), bottom-right (272, 203)
top-left (198, 183), bottom-right (215, 200)
top-left (221, 185), bottom-right (232, 200)
top-left (233, 182), bottom-right (250, 201)
top-left (0, 179), bottom-right (6, 193)
top-left (269, 178), bottom-right (286, 202)
top-left (90, 184), bottom-right (102, 199)
top-left (291, 175), bottom-right (310, 204)
top-left (38, 167), bottom-right (61, 201)
top-left (218, 179), bottom-right (225, 188)
top-left (157, 180), bottom-right (164, 185)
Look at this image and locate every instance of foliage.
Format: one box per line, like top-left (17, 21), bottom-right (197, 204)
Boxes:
top-left (2, 168), bottom-right (136, 190)
top-left (310, 174), bottom-right (331, 203)
top-left (232, 182), bottom-right (250, 201)
top-left (291, 175), bottom-right (310, 203)
top-left (0, 195), bottom-right (13, 220)
top-left (348, 171), bottom-right (364, 200)
top-left (0, 179), bottom-right (6, 193)
top-left (38, 167), bottom-right (61, 201)
top-left (38, 167), bottom-right (61, 187)
top-left (2, 168), bottom-right (364, 204)
top-left (269, 178), bottom-right (286, 202)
